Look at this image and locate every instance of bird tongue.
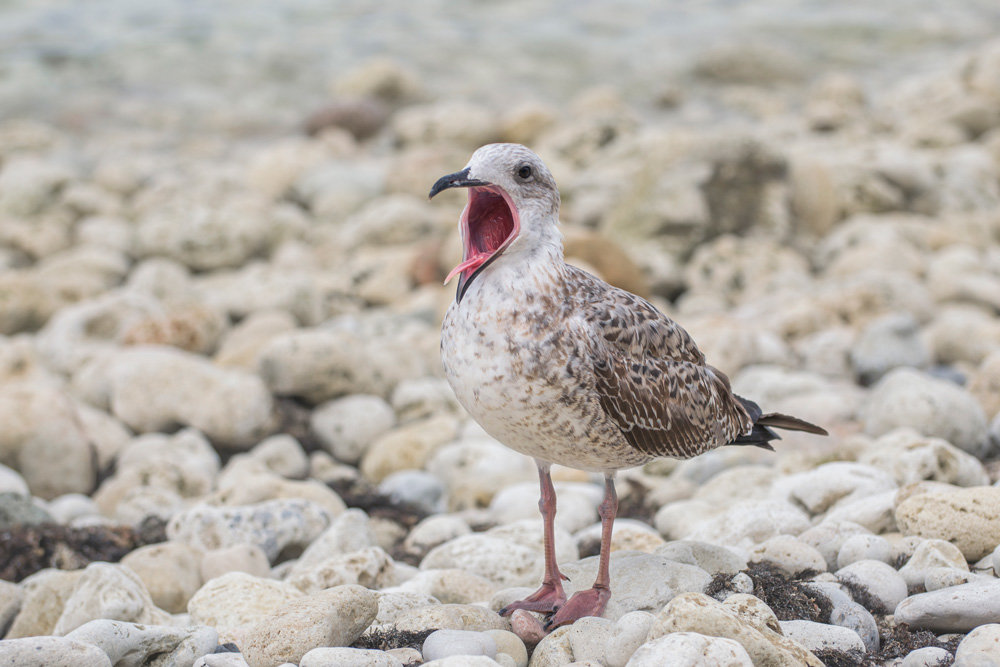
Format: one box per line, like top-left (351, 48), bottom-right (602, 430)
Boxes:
top-left (444, 253), bottom-right (488, 285)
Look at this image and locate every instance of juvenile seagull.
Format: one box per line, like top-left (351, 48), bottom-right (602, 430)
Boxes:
top-left (431, 143), bottom-right (827, 630)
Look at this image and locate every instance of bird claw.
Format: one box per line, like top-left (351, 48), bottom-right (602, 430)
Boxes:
top-left (542, 586), bottom-right (611, 630)
top-left (498, 581), bottom-right (567, 616)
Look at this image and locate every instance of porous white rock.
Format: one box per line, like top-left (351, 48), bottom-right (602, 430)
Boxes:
top-left (393, 603), bottom-right (506, 633)
top-left (859, 429), bottom-right (989, 487)
top-left (625, 632), bottom-right (753, 666)
top-left (430, 440), bottom-right (540, 511)
top-left (898, 539), bottom-right (969, 593)
top-left (685, 499), bottom-right (812, 549)
top-left (954, 623), bottom-right (1000, 665)
top-left (200, 544), bottom-right (272, 581)
top-left (393, 568), bottom-right (497, 605)
top-left (654, 541), bottom-right (747, 577)
top-left (239, 585), bottom-right (379, 667)
top-left (188, 572), bottom-right (304, 639)
top-left (403, 515), bottom-right (473, 558)
top-left (837, 534), bottom-right (892, 568)
top-left (895, 485), bottom-right (1000, 560)
top-left (5, 569), bottom-right (83, 638)
top-left (52, 562), bottom-right (170, 635)
top-left (798, 521), bottom-right (872, 571)
top-left (750, 535), bottom-right (827, 575)
top-left (287, 545), bottom-right (397, 593)
top-left (120, 541), bottom-right (204, 613)
top-left (769, 462), bottom-right (896, 515)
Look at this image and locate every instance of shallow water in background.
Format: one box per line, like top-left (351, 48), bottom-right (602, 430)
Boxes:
top-left (1, 0), bottom-right (999, 138)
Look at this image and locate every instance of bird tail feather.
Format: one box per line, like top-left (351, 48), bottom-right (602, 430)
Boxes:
top-left (731, 395), bottom-right (828, 450)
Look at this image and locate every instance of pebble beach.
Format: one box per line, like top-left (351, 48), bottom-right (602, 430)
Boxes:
top-left (2, 2), bottom-right (1000, 666)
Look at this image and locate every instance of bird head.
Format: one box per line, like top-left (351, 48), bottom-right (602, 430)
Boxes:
top-left (429, 143), bottom-right (560, 300)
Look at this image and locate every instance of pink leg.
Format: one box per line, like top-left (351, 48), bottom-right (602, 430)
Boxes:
top-left (545, 473), bottom-right (617, 629)
top-left (499, 462), bottom-right (568, 616)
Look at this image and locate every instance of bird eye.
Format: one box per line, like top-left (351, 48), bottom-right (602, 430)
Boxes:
top-left (517, 165), bottom-right (533, 180)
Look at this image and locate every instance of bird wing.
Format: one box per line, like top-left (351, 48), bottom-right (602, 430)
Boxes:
top-left (591, 350), bottom-right (754, 459)
top-left (567, 265), bottom-right (705, 364)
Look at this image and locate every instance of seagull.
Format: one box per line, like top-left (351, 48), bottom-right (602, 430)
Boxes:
top-left (430, 143), bottom-right (827, 631)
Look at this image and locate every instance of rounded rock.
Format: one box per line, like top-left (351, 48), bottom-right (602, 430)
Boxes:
top-left (187, 572), bottom-right (305, 639)
top-left (394, 603), bottom-right (505, 634)
top-left (120, 541), bottom-right (203, 613)
top-left (778, 620), bottom-right (866, 663)
top-left (0, 636), bottom-right (112, 667)
top-left (835, 559), bottom-right (908, 613)
top-left (299, 647), bottom-right (404, 667)
top-left (64, 619), bottom-right (218, 667)
top-left (895, 486), bottom-right (1000, 561)
top-left (627, 632), bottom-right (753, 666)
top-left (422, 629), bottom-right (498, 661)
top-left (750, 535), bottom-right (828, 575)
top-left (240, 585), bottom-right (379, 667)
top-left (310, 394), bottom-right (395, 465)
top-left (894, 580), bottom-right (1000, 632)
top-left (52, 562), bottom-right (169, 636)
top-left (954, 623), bottom-right (1000, 665)
top-left (837, 534), bottom-right (892, 569)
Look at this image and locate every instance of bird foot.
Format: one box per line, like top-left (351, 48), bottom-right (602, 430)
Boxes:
top-left (498, 581), bottom-right (567, 616)
top-left (543, 586), bottom-right (611, 630)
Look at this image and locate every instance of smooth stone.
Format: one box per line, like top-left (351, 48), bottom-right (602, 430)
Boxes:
top-left (46, 493), bottom-right (101, 524)
top-left (5, 569), bottom-right (83, 638)
top-left (431, 441), bottom-right (539, 511)
top-left (422, 658), bottom-right (504, 667)
top-left (0, 463), bottom-right (28, 496)
top-left (835, 559), bottom-right (908, 613)
top-left (360, 415), bottom-right (460, 484)
top-left (0, 579), bottom-right (23, 636)
top-left (104, 347), bottom-right (276, 447)
top-left (166, 499), bottom-right (331, 562)
top-left (923, 566), bottom-right (984, 591)
top-left (901, 646), bottom-right (953, 667)
top-left (292, 508), bottom-right (377, 573)
top-left (483, 629), bottom-right (528, 667)
top-left (895, 486), bottom-right (1000, 560)
top-left (422, 629), bottom-right (498, 661)
top-left (647, 592), bottom-right (822, 666)
top-left (378, 469), bottom-right (447, 515)
top-left (64, 619), bottom-right (218, 667)
top-left (299, 647), bottom-right (404, 667)
top-left (310, 394), bottom-right (395, 465)
top-left (684, 499), bottom-right (811, 550)
top-left (239, 585), bottom-right (379, 667)
top-left (559, 551), bottom-right (712, 621)
top-left (899, 539), bottom-right (969, 593)
top-left (526, 626), bottom-right (573, 667)
top-left (194, 655), bottom-right (251, 667)
top-left (368, 591), bottom-right (440, 629)
top-left (402, 515), bottom-right (472, 558)
top-left (199, 544), bottom-right (272, 582)
top-left (394, 568), bottom-right (497, 605)
top-left (821, 489), bottom-right (898, 534)
top-left (566, 616), bottom-right (615, 663)
top-left (0, 636), bottom-right (112, 667)
top-left (391, 376), bottom-right (462, 422)
top-left (488, 481), bottom-right (598, 534)
top-left (837, 534), bottom-right (892, 568)
top-left (187, 572), bottom-right (304, 640)
top-left (850, 313), bottom-right (929, 384)
top-left (750, 535), bottom-right (827, 575)
top-left (778, 620), bottom-right (866, 663)
top-left (575, 519), bottom-right (665, 555)
top-left (625, 632), bottom-right (753, 666)
top-left (420, 534), bottom-right (551, 588)
top-left (604, 611), bottom-right (656, 667)
top-left (798, 521), bottom-right (872, 571)
top-left (394, 603), bottom-right (506, 633)
top-left (654, 541), bottom-right (747, 577)
top-left (894, 580), bottom-right (1000, 632)
top-left (52, 562), bottom-right (169, 636)
top-left (954, 624), bottom-right (1000, 665)
top-left (864, 368), bottom-right (989, 458)
top-left (120, 541), bottom-right (204, 614)
top-left (242, 434), bottom-right (309, 479)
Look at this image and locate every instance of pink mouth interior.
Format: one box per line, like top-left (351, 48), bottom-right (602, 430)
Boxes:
top-left (445, 186), bottom-right (519, 285)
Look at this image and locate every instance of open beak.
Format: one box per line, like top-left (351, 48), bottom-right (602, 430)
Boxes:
top-left (429, 168), bottom-right (520, 302)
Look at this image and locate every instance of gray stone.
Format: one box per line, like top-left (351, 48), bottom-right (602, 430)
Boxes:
top-left (0, 492), bottom-right (53, 528)
top-left (0, 636), bottom-right (112, 667)
top-left (310, 394), bottom-right (396, 465)
top-left (379, 470), bottom-right (447, 514)
top-left (850, 313), bottom-right (929, 384)
top-left (778, 620), bottom-right (866, 663)
top-left (894, 580), bottom-right (1000, 632)
top-left (837, 534), bottom-right (892, 569)
top-left (64, 619), bottom-right (218, 667)
top-left (835, 559), bottom-right (908, 613)
top-left (0, 579), bottom-right (24, 637)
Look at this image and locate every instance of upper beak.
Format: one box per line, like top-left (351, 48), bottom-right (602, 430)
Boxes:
top-left (428, 167), bottom-right (489, 199)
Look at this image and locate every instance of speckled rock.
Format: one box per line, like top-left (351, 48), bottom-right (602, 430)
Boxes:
top-left (239, 585), bottom-right (379, 667)
top-left (166, 498), bottom-right (332, 562)
top-left (0, 636), bottom-right (112, 667)
top-left (287, 546), bottom-right (397, 593)
top-left (394, 568), bottom-right (497, 605)
top-left (859, 429), bottom-right (989, 487)
top-left (895, 485), bottom-right (1000, 560)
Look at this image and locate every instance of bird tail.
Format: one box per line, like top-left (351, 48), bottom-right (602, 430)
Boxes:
top-left (731, 395), bottom-right (828, 450)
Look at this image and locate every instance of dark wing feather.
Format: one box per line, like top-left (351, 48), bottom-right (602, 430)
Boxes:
top-left (593, 351), bottom-right (753, 459)
top-left (568, 266), bottom-right (705, 364)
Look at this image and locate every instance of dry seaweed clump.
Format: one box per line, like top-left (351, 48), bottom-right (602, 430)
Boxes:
top-left (875, 620), bottom-right (962, 663)
top-left (352, 627), bottom-right (436, 654)
top-left (0, 517), bottom-right (167, 582)
top-left (744, 561), bottom-right (832, 622)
